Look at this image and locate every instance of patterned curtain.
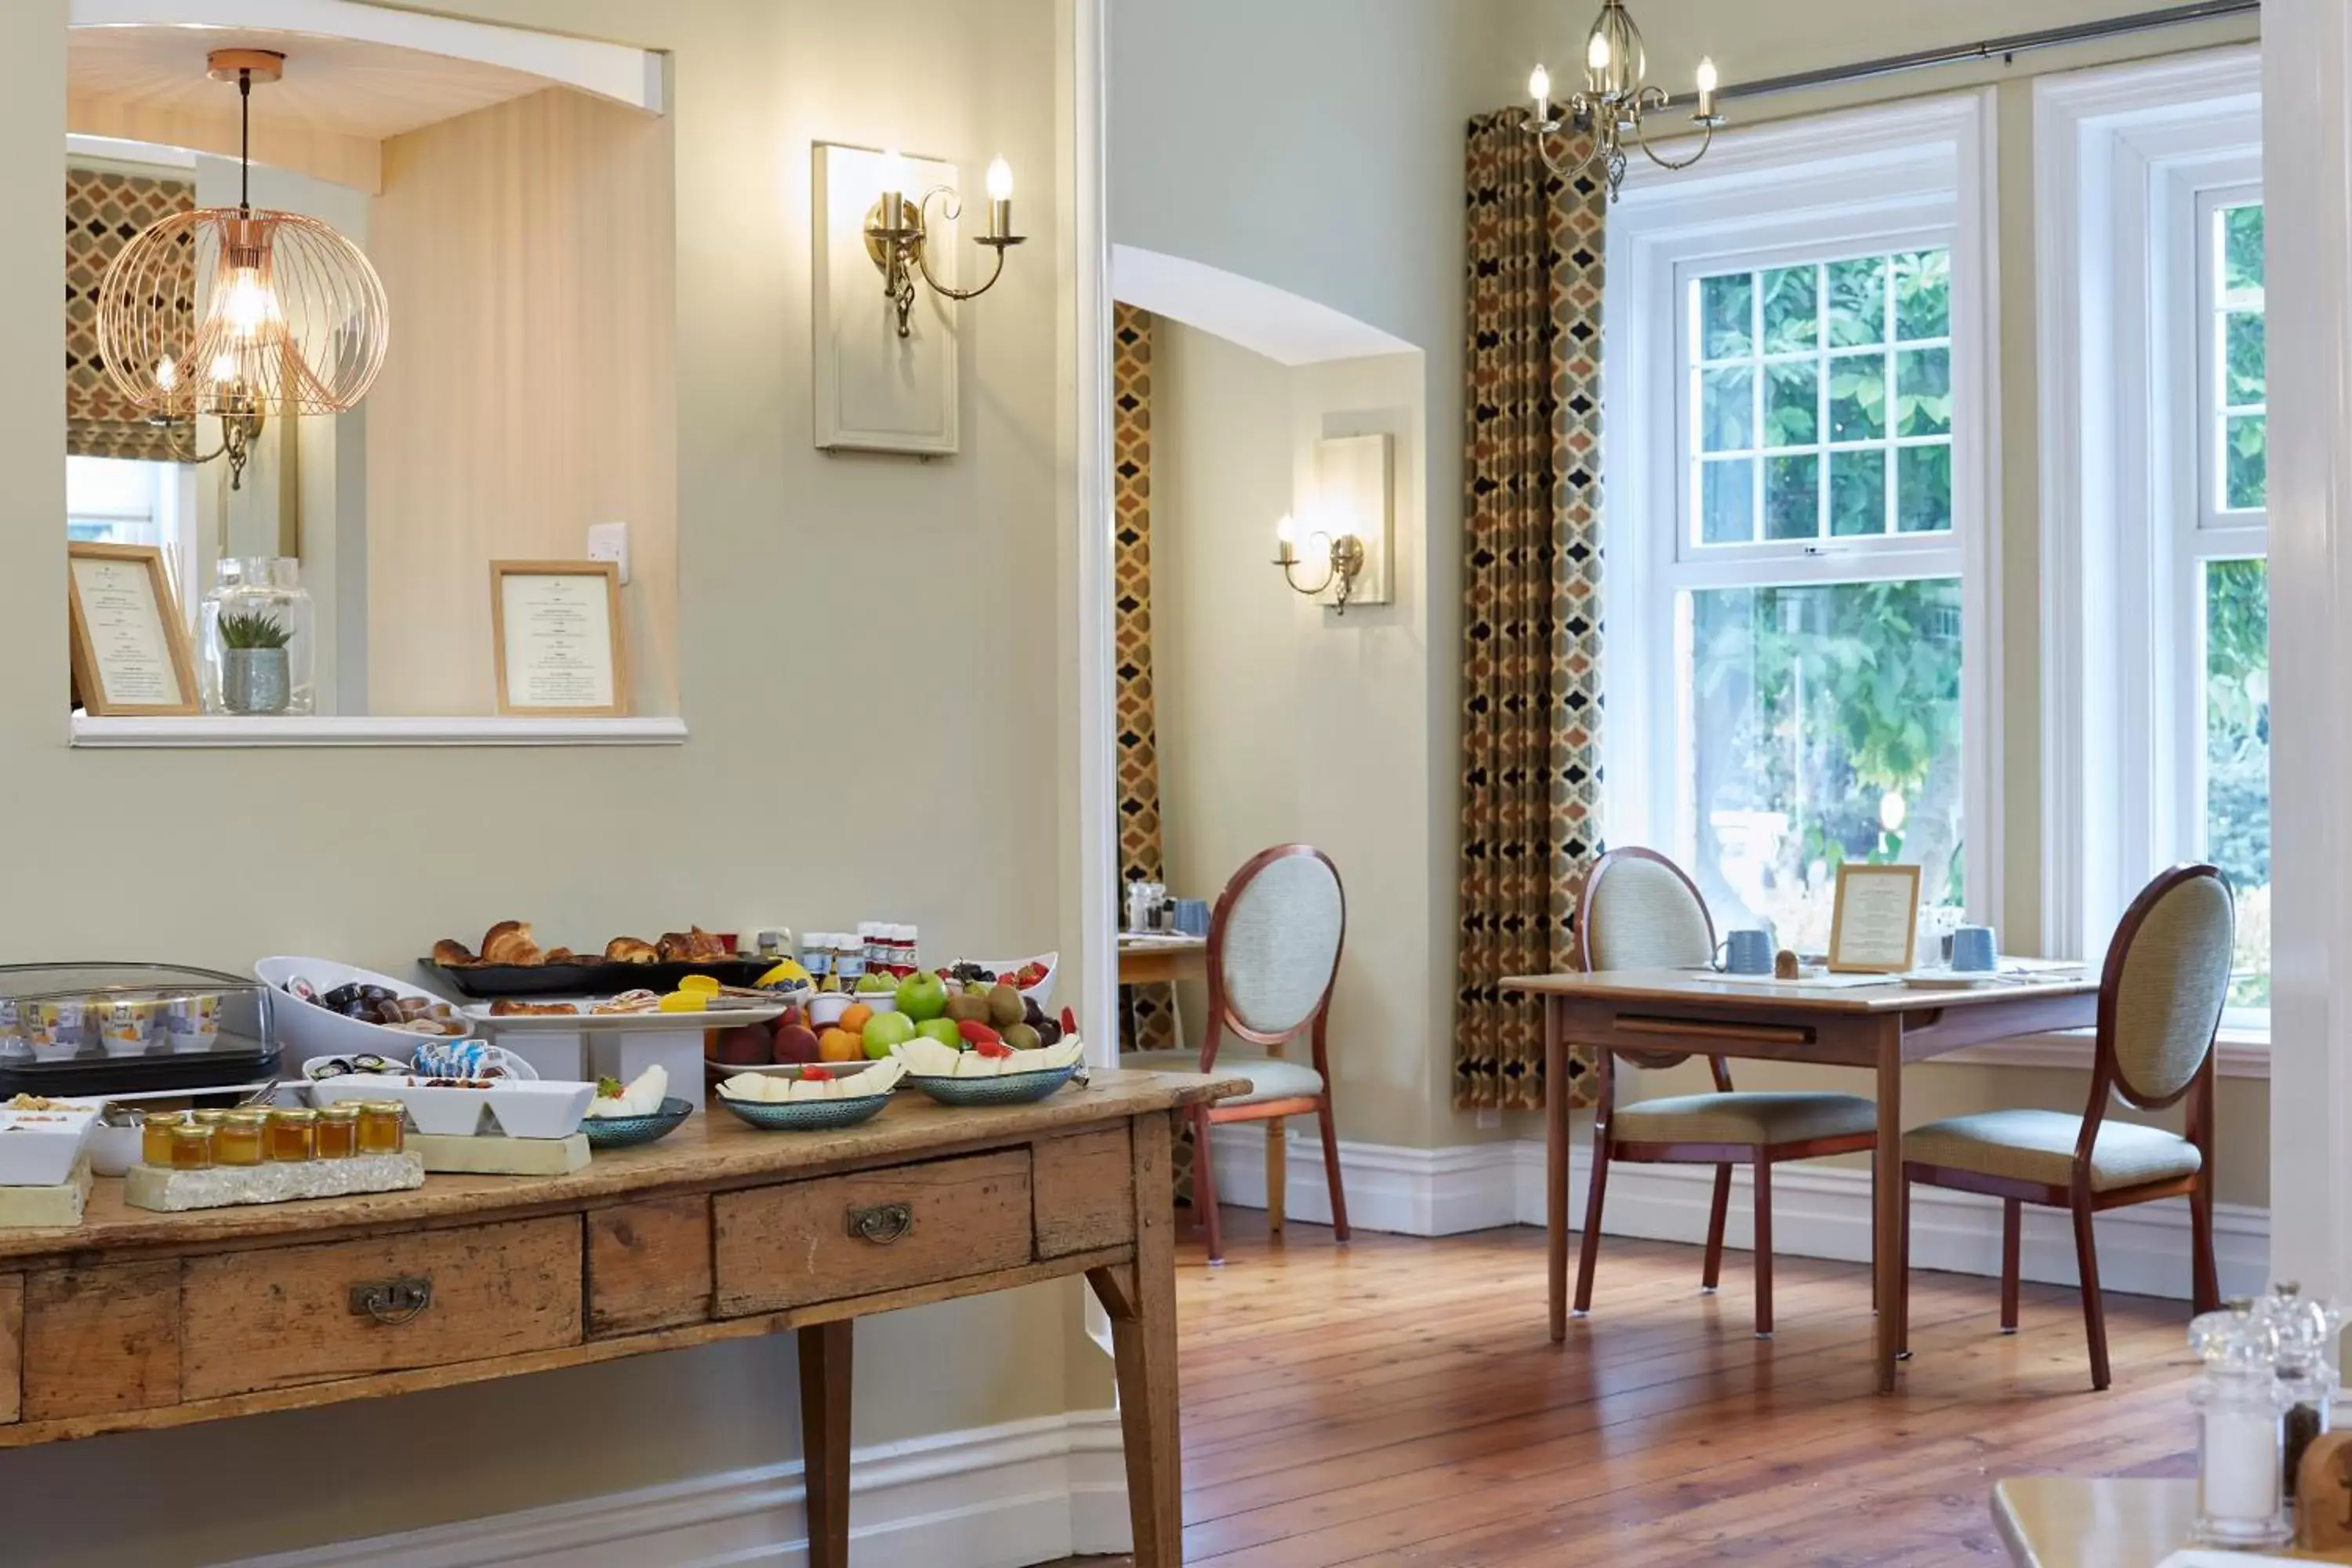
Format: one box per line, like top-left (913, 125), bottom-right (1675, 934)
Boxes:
top-left (1112, 303), bottom-right (1178, 1055)
top-left (1454, 111), bottom-right (1607, 1112)
top-left (67, 167), bottom-right (193, 463)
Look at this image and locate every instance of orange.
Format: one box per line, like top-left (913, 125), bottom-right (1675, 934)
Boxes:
top-left (818, 1027), bottom-right (862, 1063)
top-left (838, 1003), bottom-right (875, 1036)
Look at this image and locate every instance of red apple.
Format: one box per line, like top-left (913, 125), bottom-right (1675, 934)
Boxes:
top-left (772, 1023), bottom-right (823, 1064)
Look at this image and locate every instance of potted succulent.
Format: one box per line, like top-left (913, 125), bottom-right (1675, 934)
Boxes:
top-left (217, 608), bottom-right (294, 715)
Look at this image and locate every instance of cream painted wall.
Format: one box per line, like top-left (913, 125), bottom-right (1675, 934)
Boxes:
top-left (2, 0), bottom-right (1091, 1560)
top-left (1151, 319), bottom-right (1434, 1140)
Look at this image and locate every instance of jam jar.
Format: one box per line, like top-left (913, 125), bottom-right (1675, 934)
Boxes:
top-left (267, 1107), bottom-right (319, 1163)
top-left (357, 1101), bottom-right (405, 1156)
top-left (140, 1110), bottom-right (183, 1167)
top-left (215, 1109), bottom-right (268, 1167)
top-left (315, 1103), bottom-right (361, 1160)
top-left (169, 1121), bottom-right (215, 1170)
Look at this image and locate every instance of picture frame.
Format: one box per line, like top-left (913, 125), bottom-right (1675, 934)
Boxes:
top-left (67, 542), bottom-right (198, 717)
top-left (489, 560), bottom-right (629, 718)
top-left (1826, 862), bottom-right (1924, 974)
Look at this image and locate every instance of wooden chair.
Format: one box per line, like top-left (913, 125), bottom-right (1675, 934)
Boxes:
top-left (1123, 844), bottom-right (1349, 1264)
top-left (1573, 847), bottom-right (1878, 1338)
top-left (1898, 862), bottom-right (2230, 1389)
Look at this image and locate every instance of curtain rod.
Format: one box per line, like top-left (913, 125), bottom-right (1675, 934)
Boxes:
top-left (1721, 0), bottom-right (2259, 103)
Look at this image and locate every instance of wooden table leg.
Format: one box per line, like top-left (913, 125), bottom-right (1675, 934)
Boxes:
top-left (1546, 996), bottom-right (1569, 1343)
top-left (1087, 1110), bottom-right (1182, 1567)
top-left (1265, 1117), bottom-right (1286, 1235)
top-left (798, 1319), bottom-right (853, 1567)
top-left (1873, 1021), bottom-right (1904, 1393)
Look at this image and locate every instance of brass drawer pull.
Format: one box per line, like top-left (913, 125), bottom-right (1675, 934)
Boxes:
top-left (349, 1276), bottom-right (434, 1325)
top-left (846, 1202), bottom-right (913, 1246)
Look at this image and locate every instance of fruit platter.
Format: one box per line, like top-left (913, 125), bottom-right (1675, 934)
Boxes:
top-left (894, 1033), bottom-right (1089, 1106)
top-left (580, 1066), bottom-right (691, 1149)
top-left (716, 1058), bottom-right (906, 1131)
top-left (709, 967), bottom-right (1074, 1076)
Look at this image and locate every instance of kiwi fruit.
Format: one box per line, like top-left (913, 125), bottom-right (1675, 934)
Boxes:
top-left (946, 993), bottom-right (993, 1025)
top-left (987, 982), bottom-right (1025, 1029)
top-left (1002, 1022), bottom-right (1041, 1052)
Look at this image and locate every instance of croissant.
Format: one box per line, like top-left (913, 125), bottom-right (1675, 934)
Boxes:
top-left (604, 937), bottom-right (659, 964)
top-left (481, 920), bottom-right (543, 967)
top-left (430, 938), bottom-right (478, 967)
top-left (543, 947), bottom-right (579, 966)
top-left (655, 931), bottom-right (695, 964)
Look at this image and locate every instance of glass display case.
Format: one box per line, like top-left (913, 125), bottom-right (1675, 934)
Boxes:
top-left (0, 964), bottom-right (278, 1096)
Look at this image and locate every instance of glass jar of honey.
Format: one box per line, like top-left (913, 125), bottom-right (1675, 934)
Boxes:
top-left (267, 1106), bottom-right (319, 1163)
top-left (140, 1110), bottom-right (184, 1167)
top-left (316, 1103), bottom-right (361, 1160)
top-left (189, 1108), bottom-right (229, 1131)
top-left (357, 1101), bottom-right (405, 1156)
top-left (169, 1120), bottom-right (214, 1170)
top-left (216, 1109), bottom-right (268, 1167)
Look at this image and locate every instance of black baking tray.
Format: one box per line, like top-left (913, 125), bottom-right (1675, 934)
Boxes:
top-left (419, 957), bottom-right (777, 999)
top-left (0, 1031), bottom-right (281, 1098)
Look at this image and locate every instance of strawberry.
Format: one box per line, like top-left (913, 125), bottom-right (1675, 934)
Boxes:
top-left (975, 1037), bottom-right (1014, 1059)
top-left (802, 1064), bottom-right (832, 1081)
top-left (957, 1019), bottom-right (1001, 1047)
top-left (1060, 1006), bottom-right (1078, 1036)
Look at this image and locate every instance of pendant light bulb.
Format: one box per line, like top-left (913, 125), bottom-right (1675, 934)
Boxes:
top-left (154, 356), bottom-right (178, 393)
top-left (220, 264), bottom-right (274, 338)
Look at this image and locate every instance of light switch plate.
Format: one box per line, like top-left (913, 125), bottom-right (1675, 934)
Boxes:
top-left (586, 521), bottom-right (630, 585)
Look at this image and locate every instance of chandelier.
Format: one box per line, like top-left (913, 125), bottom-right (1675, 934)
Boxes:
top-left (96, 48), bottom-right (390, 487)
top-left (1526, 0), bottom-right (1724, 202)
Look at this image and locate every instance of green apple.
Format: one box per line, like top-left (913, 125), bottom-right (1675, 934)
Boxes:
top-left (915, 1018), bottom-right (963, 1050)
top-left (855, 971), bottom-right (895, 994)
top-left (862, 1009), bottom-right (916, 1058)
top-left (897, 970), bottom-right (949, 1022)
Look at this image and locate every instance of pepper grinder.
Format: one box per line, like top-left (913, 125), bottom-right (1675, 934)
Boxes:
top-left (2256, 1283), bottom-right (2344, 1503)
top-left (2189, 1300), bottom-right (2294, 1548)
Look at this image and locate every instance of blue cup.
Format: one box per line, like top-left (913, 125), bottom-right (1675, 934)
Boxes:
top-left (1715, 929), bottom-right (1773, 976)
top-left (1950, 924), bottom-right (1998, 973)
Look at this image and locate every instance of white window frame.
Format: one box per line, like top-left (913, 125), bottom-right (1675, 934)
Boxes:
top-left (1602, 92), bottom-right (2002, 928)
top-left (2035, 49), bottom-right (2263, 1009)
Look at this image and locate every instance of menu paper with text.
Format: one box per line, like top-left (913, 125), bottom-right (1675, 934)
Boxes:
top-left (500, 573), bottom-right (616, 710)
top-left (1831, 869), bottom-right (1920, 971)
top-left (72, 556), bottom-right (182, 707)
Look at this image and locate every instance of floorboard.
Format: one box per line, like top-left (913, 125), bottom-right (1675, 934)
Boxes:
top-left (1061, 1210), bottom-right (2200, 1566)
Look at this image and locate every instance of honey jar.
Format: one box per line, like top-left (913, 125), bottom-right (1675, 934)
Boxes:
top-left (267, 1106), bottom-right (319, 1163)
top-left (316, 1103), bottom-right (361, 1160)
top-left (216, 1109), bottom-right (268, 1167)
top-left (169, 1120), bottom-right (214, 1170)
top-left (189, 1108), bottom-right (229, 1130)
top-left (140, 1110), bottom-right (183, 1167)
top-left (357, 1101), bottom-right (405, 1156)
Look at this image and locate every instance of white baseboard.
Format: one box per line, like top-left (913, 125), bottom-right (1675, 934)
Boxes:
top-left (227, 1409), bottom-right (1129, 1568)
top-left (1208, 1127), bottom-right (2270, 1301)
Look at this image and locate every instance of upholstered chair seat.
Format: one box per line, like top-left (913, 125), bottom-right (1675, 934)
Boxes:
top-left (1617, 1091), bottom-right (1878, 1148)
top-left (1903, 1109), bottom-right (2202, 1192)
top-left (1123, 1051), bottom-right (1323, 1105)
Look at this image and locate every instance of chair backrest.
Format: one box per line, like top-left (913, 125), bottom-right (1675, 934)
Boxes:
top-left (2095, 862), bottom-right (2235, 1109)
top-left (1207, 845), bottom-right (1345, 1049)
top-left (1577, 848), bottom-right (1716, 972)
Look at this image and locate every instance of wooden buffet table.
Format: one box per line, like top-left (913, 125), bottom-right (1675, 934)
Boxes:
top-left (1504, 967), bottom-right (2096, 1392)
top-left (1117, 931), bottom-right (1207, 986)
top-left (0, 1068), bottom-right (1239, 1568)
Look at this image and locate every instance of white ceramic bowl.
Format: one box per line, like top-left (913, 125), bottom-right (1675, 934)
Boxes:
top-left (971, 953), bottom-right (1059, 1010)
top-left (307, 1076), bottom-right (594, 1140)
top-left (0, 1107), bottom-right (96, 1186)
top-left (256, 957), bottom-right (466, 1063)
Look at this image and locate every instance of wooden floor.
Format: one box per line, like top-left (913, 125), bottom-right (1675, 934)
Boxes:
top-left (1073, 1210), bottom-right (2202, 1566)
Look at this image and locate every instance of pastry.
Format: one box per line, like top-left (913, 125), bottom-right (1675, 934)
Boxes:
top-left (655, 927), bottom-right (730, 963)
top-left (480, 920), bottom-right (543, 967)
top-left (604, 937), bottom-right (659, 964)
top-left (543, 947), bottom-right (579, 965)
top-left (487, 999), bottom-right (578, 1017)
top-left (431, 938), bottom-right (478, 967)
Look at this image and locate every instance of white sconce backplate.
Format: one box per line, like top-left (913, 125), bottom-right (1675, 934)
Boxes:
top-left (1312, 432), bottom-right (1393, 609)
top-left (812, 141), bottom-right (960, 456)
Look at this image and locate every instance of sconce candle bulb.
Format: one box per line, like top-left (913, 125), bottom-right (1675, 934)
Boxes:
top-left (985, 157), bottom-right (1014, 239)
top-left (1529, 64), bottom-right (1553, 123)
top-left (863, 147), bottom-right (1027, 339)
top-left (1695, 55), bottom-right (1718, 118)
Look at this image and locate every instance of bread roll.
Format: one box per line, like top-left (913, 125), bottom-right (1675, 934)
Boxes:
top-left (604, 937), bottom-right (659, 964)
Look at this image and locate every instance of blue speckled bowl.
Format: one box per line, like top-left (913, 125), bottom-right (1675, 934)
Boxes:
top-left (717, 1091), bottom-right (891, 1131)
top-left (908, 1063), bottom-right (1082, 1107)
top-left (581, 1096), bottom-right (694, 1149)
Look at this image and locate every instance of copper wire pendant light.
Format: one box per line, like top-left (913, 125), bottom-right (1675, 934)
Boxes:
top-left (96, 49), bottom-right (389, 439)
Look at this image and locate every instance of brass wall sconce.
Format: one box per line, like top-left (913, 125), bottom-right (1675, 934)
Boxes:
top-left (1272, 514), bottom-right (1367, 616)
top-left (863, 152), bottom-right (1025, 339)
top-left (151, 394), bottom-right (267, 491)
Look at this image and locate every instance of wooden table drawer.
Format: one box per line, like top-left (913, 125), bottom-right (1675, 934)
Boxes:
top-left (714, 1150), bottom-right (1033, 1316)
top-left (181, 1216), bottom-right (583, 1400)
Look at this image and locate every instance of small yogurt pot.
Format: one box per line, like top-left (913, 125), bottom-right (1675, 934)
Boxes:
top-left (0, 1000), bottom-right (27, 1062)
top-left (94, 999), bottom-right (162, 1058)
top-left (20, 1000), bottom-right (85, 1062)
top-left (164, 993), bottom-right (222, 1053)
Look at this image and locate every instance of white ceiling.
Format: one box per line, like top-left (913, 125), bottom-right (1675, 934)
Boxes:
top-left (67, 25), bottom-right (556, 143)
top-left (1110, 246), bottom-right (1417, 366)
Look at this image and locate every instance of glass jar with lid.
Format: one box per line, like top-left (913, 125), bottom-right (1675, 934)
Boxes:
top-left (216, 1109), bottom-right (268, 1167)
top-left (198, 557), bottom-right (317, 716)
top-left (2189, 1301), bottom-right (2295, 1548)
top-left (2255, 1283), bottom-right (2343, 1500)
top-left (316, 1103), bottom-right (361, 1160)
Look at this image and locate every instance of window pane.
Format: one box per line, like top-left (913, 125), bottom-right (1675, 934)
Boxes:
top-left (1764, 454), bottom-right (1819, 540)
top-left (1700, 457), bottom-right (1755, 544)
top-left (1761, 266), bottom-right (1817, 354)
top-left (2223, 311), bottom-right (2265, 408)
top-left (1828, 353), bottom-right (1886, 441)
top-left (1686, 579), bottom-right (1965, 952)
top-left (1825, 256), bottom-right (1888, 348)
top-left (1828, 448), bottom-right (1885, 536)
top-left (1893, 250), bottom-right (1951, 340)
top-left (2222, 204), bottom-right (2263, 303)
top-left (1894, 347), bottom-right (1951, 437)
top-left (2225, 414), bottom-right (2267, 510)
top-left (65, 456), bottom-right (155, 517)
top-left (1762, 361), bottom-right (1818, 448)
top-left (2203, 558), bottom-right (2269, 1008)
top-left (1700, 366), bottom-right (1754, 452)
top-left (1700, 274), bottom-right (1753, 359)
top-left (1896, 445), bottom-right (1953, 534)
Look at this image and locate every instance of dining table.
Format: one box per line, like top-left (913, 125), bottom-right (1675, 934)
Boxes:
top-left (1503, 964), bottom-right (2098, 1392)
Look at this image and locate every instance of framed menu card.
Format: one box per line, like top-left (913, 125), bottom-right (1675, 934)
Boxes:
top-left (67, 543), bottom-right (198, 717)
top-left (1827, 862), bottom-right (1924, 974)
top-left (490, 561), bottom-right (629, 717)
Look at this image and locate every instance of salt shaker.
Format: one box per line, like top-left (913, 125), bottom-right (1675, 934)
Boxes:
top-left (2190, 1300), bottom-right (2294, 1548)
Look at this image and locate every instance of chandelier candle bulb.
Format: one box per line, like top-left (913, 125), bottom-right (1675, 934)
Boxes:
top-left (1696, 56), bottom-right (1718, 118)
top-left (985, 157), bottom-right (1014, 240)
top-left (1530, 64), bottom-right (1553, 122)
